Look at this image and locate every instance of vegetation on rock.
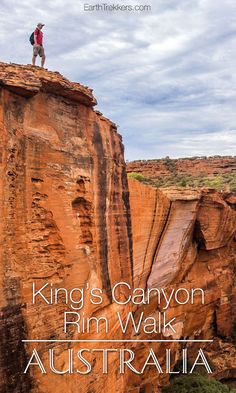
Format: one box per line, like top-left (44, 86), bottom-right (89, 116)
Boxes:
top-left (127, 172), bottom-right (236, 191)
top-left (162, 374), bottom-right (236, 393)
top-left (127, 172), bottom-right (146, 182)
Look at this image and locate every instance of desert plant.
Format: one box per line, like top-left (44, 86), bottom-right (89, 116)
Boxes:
top-left (162, 374), bottom-right (232, 393)
top-left (127, 172), bottom-right (146, 182)
top-left (180, 178), bottom-right (188, 187)
top-left (163, 156), bottom-right (177, 174)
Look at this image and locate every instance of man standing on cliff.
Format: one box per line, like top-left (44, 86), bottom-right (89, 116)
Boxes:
top-left (32, 23), bottom-right (46, 68)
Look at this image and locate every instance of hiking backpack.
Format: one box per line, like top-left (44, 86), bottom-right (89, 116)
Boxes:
top-left (29, 29), bottom-right (39, 45)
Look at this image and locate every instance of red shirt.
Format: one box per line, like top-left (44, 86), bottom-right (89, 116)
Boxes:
top-left (34, 28), bottom-right (43, 46)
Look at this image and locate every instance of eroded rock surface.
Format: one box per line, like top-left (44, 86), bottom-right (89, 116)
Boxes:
top-left (127, 157), bottom-right (236, 178)
top-left (128, 178), bottom-right (236, 391)
top-left (0, 62), bottom-right (132, 393)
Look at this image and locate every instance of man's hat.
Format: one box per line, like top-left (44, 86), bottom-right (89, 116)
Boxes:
top-left (37, 22), bottom-right (45, 27)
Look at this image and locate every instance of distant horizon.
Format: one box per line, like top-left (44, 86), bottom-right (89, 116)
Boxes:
top-left (126, 154), bottom-right (236, 162)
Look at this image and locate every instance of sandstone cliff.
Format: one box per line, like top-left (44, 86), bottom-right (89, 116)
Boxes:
top-left (127, 157), bottom-right (236, 191)
top-left (127, 157), bottom-right (236, 178)
top-left (0, 62), bottom-right (235, 393)
top-left (0, 62), bottom-right (133, 393)
top-left (128, 178), bottom-right (236, 391)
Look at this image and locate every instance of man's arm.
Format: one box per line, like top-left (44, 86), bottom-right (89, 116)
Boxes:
top-left (34, 30), bottom-right (39, 46)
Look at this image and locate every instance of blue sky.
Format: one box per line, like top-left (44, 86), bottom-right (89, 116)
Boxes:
top-left (0, 0), bottom-right (236, 160)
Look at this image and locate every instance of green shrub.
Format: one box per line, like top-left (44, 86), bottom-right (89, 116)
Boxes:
top-left (180, 179), bottom-right (188, 187)
top-left (162, 374), bottom-right (232, 393)
top-left (127, 172), bottom-right (146, 182)
top-left (127, 171), bottom-right (236, 191)
top-left (163, 156), bottom-right (177, 174)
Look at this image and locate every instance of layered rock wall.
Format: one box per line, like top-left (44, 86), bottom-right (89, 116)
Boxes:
top-left (127, 157), bottom-right (236, 178)
top-left (0, 63), bottom-right (132, 393)
top-left (128, 178), bottom-right (236, 391)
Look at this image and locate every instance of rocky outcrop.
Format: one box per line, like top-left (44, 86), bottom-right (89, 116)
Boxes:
top-left (128, 178), bottom-right (236, 391)
top-left (127, 157), bottom-right (236, 178)
top-left (0, 62), bottom-right (132, 393)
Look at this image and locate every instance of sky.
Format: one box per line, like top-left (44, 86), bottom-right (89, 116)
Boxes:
top-left (0, 0), bottom-right (236, 160)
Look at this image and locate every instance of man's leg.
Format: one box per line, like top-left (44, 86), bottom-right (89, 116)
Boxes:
top-left (32, 46), bottom-right (38, 66)
top-left (40, 47), bottom-right (46, 68)
top-left (32, 55), bottom-right (37, 66)
top-left (41, 55), bottom-right (46, 68)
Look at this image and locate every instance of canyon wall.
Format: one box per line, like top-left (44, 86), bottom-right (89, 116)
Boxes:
top-left (128, 178), bottom-right (236, 391)
top-left (0, 62), bottom-right (133, 393)
top-left (0, 62), bottom-right (235, 393)
top-left (127, 157), bottom-right (236, 178)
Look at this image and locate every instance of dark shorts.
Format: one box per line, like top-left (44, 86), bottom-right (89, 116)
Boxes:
top-left (33, 45), bottom-right (45, 57)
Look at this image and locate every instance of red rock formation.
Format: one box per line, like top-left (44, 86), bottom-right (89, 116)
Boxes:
top-left (127, 157), bottom-right (236, 178)
top-left (128, 178), bottom-right (236, 391)
top-left (0, 62), bottom-right (132, 393)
